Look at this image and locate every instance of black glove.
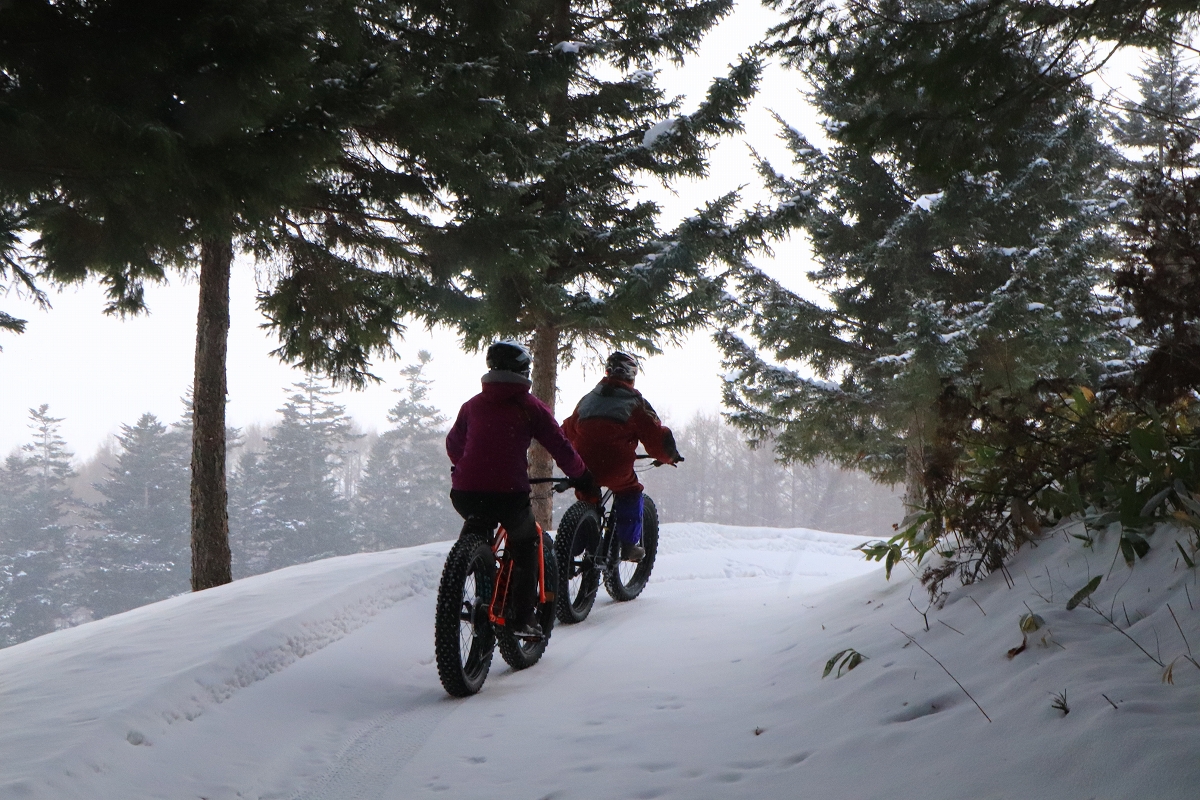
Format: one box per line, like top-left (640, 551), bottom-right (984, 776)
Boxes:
top-left (660, 431), bottom-right (684, 466)
top-left (570, 469), bottom-right (601, 498)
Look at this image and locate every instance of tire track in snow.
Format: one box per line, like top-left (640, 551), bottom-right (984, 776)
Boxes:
top-left (289, 595), bottom-right (642, 800)
top-left (290, 693), bottom-right (453, 800)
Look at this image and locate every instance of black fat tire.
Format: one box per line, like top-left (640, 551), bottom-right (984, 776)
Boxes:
top-left (603, 494), bottom-right (659, 602)
top-left (435, 532), bottom-right (496, 697)
top-left (554, 502), bottom-right (602, 624)
top-left (497, 531), bottom-right (558, 671)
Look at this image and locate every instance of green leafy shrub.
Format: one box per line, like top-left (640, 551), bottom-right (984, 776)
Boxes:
top-left (860, 389), bottom-right (1200, 598)
top-left (823, 648), bottom-right (867, 679)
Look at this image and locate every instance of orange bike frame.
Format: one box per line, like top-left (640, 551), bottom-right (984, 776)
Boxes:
top-left (486, 523), bottom-right (546, 626)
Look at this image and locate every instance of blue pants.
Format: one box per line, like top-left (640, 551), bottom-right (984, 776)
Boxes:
top-left (613, 491), bottom-right (643, 545)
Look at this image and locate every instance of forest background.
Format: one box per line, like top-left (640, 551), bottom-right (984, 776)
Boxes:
top-left (0, 360), bottom-right (897, 648)
top-left (4, 0), bottom-right (1200, 670)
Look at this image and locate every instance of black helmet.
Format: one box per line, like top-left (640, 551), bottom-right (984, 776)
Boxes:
top-left (486, 340), bottom-right (532, 376)
top-left (605, 351), bottom-right (639, 382)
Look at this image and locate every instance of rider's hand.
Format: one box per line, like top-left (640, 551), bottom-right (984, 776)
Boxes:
top-left (570, 469), bottom-right (601, 500)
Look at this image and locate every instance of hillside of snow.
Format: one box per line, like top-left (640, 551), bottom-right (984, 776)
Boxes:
top-left (2, 520), bottom-right (1198, 799)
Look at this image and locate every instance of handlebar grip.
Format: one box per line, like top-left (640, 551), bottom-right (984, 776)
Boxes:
top-left (649, 456), bottom-right (683, 467)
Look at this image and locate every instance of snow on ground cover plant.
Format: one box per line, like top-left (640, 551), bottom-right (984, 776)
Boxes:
top-left (1, 521), bottom-right (1198, 799)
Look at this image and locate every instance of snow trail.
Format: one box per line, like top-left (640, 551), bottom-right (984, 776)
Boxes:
top-left (290, 697), bottom-right (451, 800)
top-left (5, 522), bottom-right (1199, 799)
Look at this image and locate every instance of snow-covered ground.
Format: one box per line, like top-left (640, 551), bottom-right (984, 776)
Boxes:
top-left (2, 520), bottom-right (1198, 799)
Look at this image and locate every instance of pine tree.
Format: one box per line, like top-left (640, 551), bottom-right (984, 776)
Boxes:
top-left (236, 378), bottom-right (357, 572)
top-left (1113, 44), bottom-right (1200, 402)
top-left (291, 0), bottom-right (762, 529)
top-left (1114, 45), bottom-right (1200, 176)
top-left (0, 1), bottom-right (415, 592)
top-left (229, 448), bottom-right (271, 576)
top-left (15, 405), bottom-right (76, 534)
top-left (355, 351), bottom-right (454, 549)
top-left (0, 405), bottom-right (76, 646)
top-left (87, 413), bottom-right (191, 615)
top-left (721, 1), bottom-right (1127, 587)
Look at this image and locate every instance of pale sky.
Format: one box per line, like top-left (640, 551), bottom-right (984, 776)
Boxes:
top-left (0, 4), bottom-right (834, 462)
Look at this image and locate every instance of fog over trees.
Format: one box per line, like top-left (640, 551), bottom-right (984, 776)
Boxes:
top-left (0, 355), bottom-right (896, 648)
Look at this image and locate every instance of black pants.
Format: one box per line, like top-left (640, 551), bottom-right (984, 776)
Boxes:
top-left (450, 490), bottom-right (539, 617)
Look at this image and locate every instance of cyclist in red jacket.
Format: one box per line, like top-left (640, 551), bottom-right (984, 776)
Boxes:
top-left (562, 352), bottom-right (682, 562)
top-left (446, 340), bottom-right (597, 638)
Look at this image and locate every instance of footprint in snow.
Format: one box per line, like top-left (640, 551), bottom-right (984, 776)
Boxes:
top-left (639, 762), bottom-right (674, 773)
top-left (886, 693), bottom-right (962, 723)
top-left (780, 751), bottom-right (811, 767)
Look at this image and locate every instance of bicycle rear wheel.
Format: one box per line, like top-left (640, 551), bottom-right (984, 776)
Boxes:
top-left (554, 501), bottom-right (602, 624)
top-left (498, 531), bottom-right (558, 670)
top-left (435, 531), bottom-right (496, 697)
top-left (603, 495), bottom-right (659, 602)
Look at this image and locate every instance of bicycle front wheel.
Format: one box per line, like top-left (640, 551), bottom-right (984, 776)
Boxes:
top-left (434, 531), bottom-right (496, 697)
top-left (554, 501), bottom-right (602, 624)
top-left (603, 494), bottom-right (659, 602)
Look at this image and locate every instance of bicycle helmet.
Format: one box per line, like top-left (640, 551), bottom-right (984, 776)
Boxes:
top-left (605, 351), bottom-right (639, 382)
top-left (486, 340), bottom-right (532, 376)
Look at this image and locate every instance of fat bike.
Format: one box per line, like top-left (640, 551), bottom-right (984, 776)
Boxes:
top-left (434, 481), bottom-right (567, 698)
top-left (554, 456), bottom-right (663, 624)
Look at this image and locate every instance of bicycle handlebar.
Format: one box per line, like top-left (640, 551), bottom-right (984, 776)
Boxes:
top-left (528, 477), bottom-right (575, 494)
top-left (530, 454), bottom-right (682, 492)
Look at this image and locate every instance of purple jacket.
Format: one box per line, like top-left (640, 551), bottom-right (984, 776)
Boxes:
top-left (446, 371), bottom-right (587, 493)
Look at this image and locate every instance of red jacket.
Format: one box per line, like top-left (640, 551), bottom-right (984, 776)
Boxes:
top-left (562, 378), bottom-right (679, 493)
top-left (446, 371), bottom-right (587, 493)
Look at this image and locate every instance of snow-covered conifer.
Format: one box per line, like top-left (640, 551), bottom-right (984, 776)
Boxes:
top-left (354, 351), bottom-right (454, 549)
top-left (721, 2), bottom-right (1127, 588)
top-left (234, 379), bottom-right (358, 572)
top-left (0, 406), bottom-right (76, 645)
top-left (1114, 44), bottom-right (1200, 402)
top-left (88, 413), bottom-right (191, 615)
top-left (346, 0), bottom-right (760, 527)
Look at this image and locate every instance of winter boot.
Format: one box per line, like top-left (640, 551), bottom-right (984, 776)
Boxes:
top-left (620, 539), bottom-right (646, 563)
top-left (508, 607), bottom-right (543, 640)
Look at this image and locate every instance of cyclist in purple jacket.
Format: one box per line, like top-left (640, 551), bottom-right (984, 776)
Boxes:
top-left (446, 341), bottom-right (597, 638)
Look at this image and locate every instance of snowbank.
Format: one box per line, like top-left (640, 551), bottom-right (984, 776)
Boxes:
top-left (0, 544), bottom-right (447, 799)
top-left (2, 521), bottom-right (1198, 799)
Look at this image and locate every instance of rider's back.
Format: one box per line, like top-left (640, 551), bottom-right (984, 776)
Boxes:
top-left (563, 378), bottom-right (677, 486)
top-left (446, 372), bottom-right (583, 494)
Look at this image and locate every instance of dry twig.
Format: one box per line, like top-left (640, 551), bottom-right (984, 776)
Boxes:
top-left (1089, 605), bottom-right (1164, 667)
top-left (891, 624), bottom-right (991, 723)
top-left (939, 620), bottom-right (965, 636)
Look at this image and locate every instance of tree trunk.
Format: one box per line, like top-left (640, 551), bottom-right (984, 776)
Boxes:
top-left (903, 432), bottom-right (926, 517)
top-left (528, 325), bottom-right (559, 531)
top-left (191, 235), bottom-right (233, 591)
top-left (523, 0), bottom-right (572, 532)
